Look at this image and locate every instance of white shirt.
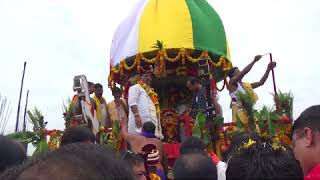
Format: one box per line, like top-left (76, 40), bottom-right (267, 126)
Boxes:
top-left (229, 82), bottom-right (246, 104)
top-left (100, 103), bottom-right (108, 127)
top-left (128, 84), bottom-right (163, 139)
top-left (217, 161), bottom-right (227, 180)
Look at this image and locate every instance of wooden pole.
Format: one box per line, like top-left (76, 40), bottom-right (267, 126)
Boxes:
top-left (15, 62), bottom-right (27, 132)
top-left (269, 53), bottom-right (279, 111)
top-left (22, 90), bottom-right (29, 132)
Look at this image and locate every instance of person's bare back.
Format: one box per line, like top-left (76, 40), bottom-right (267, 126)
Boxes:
top-left (121, 120), bottom-right (164, 171)
top-left (130, 135), bottom-right (162, 159)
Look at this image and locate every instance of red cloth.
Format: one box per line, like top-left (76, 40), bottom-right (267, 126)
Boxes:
top-left (210, 152), bottom-right (220, 166)
top-left (163, 143), bottom-right (180, 159)
top-left (163, 143), bottom-right (180, 168)
top-left (305, 164), bottom-right (320, 180)
top-left (179, 113), bottom-right (193, 137)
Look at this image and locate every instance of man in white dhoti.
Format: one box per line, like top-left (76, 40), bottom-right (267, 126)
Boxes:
top-left (128, 66), bottom-right (164, 139)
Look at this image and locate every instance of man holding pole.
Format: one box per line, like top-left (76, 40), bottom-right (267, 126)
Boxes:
top-left (227, 54), bottom-right (276, 127)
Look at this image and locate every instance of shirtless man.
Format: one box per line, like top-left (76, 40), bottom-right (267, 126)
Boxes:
top-left (227, 55), bottom-right (276, 123)
top-left (227, 55), bottom-right (276, 102)
top-left (120, 120), bottom-right (165, 173)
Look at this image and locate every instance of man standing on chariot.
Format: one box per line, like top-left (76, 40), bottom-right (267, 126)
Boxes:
top-left (227, 55), bottom-right (276, 126)
top-left (128, 65), bottom-right (164, 139)
top-left (186, 77), bottom-right (222, 119)
top-left (107, 87), bottom-right (128, 127)
top-left (93, 83), bottom-right (109, 128)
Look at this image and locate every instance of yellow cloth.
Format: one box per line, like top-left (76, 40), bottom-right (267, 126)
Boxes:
top-left (139, 0), bottom-right (193, 52)
top-left (232, 104), bottom-right (249, 125)
top-left (242, 82), bottom-right (258, 104)
top-left (107, 98), bottom-right (128, 125)
top-left (93, 96), bottom-right (108, 122)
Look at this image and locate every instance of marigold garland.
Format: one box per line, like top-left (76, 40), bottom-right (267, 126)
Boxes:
top-left (110, 48), bottom-right (232, 77)
top-left (137, 80), bottom-right (160, 116)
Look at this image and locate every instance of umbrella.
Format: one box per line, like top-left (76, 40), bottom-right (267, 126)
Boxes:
top-left (109, 0), bottom-right (232, 85)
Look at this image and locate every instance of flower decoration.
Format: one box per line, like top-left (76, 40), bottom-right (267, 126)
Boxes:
top-left (279, 116), bottom-right (293, 124)
top-left (161, 109), bottom-right (178, 143)
top-left (149, 173), bottom-right (161, 180)
top-left (243, 138), bottom-right (256, 149)
top-left (138, 80), bottom-right (160, 116)
top-left (271, 142), bottom-right (286, 151)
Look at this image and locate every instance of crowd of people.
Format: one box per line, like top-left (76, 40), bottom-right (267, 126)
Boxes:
top-left (0, 105), bottom-right (319, 179)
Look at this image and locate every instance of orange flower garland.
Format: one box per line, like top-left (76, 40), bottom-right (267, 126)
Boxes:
top-left (137, 80), bottom-right (160, 116)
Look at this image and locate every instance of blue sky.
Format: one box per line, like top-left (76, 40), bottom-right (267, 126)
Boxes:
top-left (0, 0), bottom-right (319, 134)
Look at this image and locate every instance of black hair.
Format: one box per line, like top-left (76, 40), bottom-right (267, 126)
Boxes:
top-left (173, 153), bottom-right (217, 180)
top-left (179, 136), bottom-right (206, 155)
top-left (292, 105), bottom-right (320, 137)
top-left (0, 135), bottom-right (26, 173)
top-left (226, 140), bottom-right (303, 180)
top-left (94, 83), bottom-right (103, 89)
top-left (112, 87), bottom-right (122, 95)
top-left (223, 132), bottom-right (261, 162)
top-left (121, 151), bottom-right (145, 166)
top-left (227, 67), bottom-right (239, 78)
top-left (88, 81), bottom-right (94, 87)
top-left (60, 127), bottom-right (95, 146)
top-left (142, 121), bottom-right (156, 134)
top-left (0, 143), bottom-right (134, 180)
top-left (188, 77), bottom-right (200, 85)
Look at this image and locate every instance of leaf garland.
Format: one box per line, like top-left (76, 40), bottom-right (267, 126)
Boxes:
top-left (236, 92), bottom-right (256, 132)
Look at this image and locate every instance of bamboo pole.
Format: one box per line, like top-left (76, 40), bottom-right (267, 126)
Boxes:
top-left (22, 90), bottom-right (29, 132)
top-left (15, 62), bottom-right (27, 132)
top-left (269, 53), bottom-right (279, 112)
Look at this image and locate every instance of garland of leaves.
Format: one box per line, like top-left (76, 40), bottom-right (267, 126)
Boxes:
top-left (7, 107), bottom-right (49, 155)
top-left (62, 98), bottom-right (73, 128)
top-left (273, 91), bottom-right (293, 118)
top-left (98, 122), bottom-right (121, 151)
top-left (236, 92), bottom-right (256, 132)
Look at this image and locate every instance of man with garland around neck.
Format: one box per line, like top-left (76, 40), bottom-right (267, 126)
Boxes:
top-left (227, 55), bottom-right (276, 128)
top-left (128, 65), bottom-right (164, 140)
top-left (93, 83), bottom-right (109, 128)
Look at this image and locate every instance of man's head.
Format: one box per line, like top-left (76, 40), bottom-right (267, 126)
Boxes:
top-left (186, 77), bottom-right (200, 92)
top-left (112, 87), bottom-right (122, 100)
top-left (142, 144), bottom-right (160, 165)
top-left (142, 122), bottom-right (156, 135)
top-left (1, 143), bottom-right (134, 180)
top-left (140, 65), bottom-right (153, 85)
top-left (88, 81), bottom-right (95, 94)
top-left (227, 67), bottom-right (240, 79)
top-left (60, 127), bottom-right (95, 146)
top-left (223, 132), bottom-right (261, 161)
top-left (292, 105), bottom-right (320, 175)
top-left (180, 136), bottom-right (207, 155)
top-left (173, 153), bottom-right (217, 180)
top-left (121, 151), bottom-right (147, 180)
top-left (94, 83), bottom-right (103, 98)
top-left (0, 135), bottom-right (26, 173)
top-left (226, 140), bottom-right (303, 180)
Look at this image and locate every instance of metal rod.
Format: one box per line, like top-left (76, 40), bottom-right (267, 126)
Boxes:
top-left (15, 62), bottom-right (27, 132)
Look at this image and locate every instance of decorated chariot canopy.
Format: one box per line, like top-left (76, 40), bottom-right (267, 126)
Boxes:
top-left (109, 0), bottom-right (232, 86)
